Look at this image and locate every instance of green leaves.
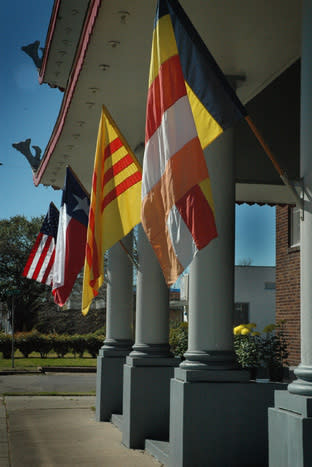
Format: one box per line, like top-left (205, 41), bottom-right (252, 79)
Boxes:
top-left (0, 215), bottom-right (50, 331)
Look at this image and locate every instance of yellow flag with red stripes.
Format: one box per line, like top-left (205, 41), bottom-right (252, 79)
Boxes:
top-left (82, 105), bottom-right (142, 315)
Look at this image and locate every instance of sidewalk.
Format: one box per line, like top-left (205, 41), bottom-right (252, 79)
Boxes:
top-left (0, 372), bottom-right (96, 394)
top-left (0, 395), bottom-right (162, 466)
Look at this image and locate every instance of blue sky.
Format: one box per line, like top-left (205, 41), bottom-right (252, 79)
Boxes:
top-left (0, 0), bottom-right (62, 219)
top-left (0, 1), bottom-right (276, 267)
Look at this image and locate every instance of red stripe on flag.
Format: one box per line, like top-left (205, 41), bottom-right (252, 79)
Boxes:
top-left (89, 238), bottom-right (100, 289)
top-left (101, 171), bottom-right (142, 211)
top-left (103, 154), bottom-right (135, 185)
top-left (88, 206), bottom-right (95, 234)
top-left (42, 249), bottom-right (55, 284)
top-left (146, 54), bottom-right (187, 141)
top-left (175, 184), bottom-right (217, 249)
top-left (32, 236), bottom-right (53, 280)
top-left (87, 237), bottom-right (100, 282)
top-left (22, 232), bottom-right (44, 277)
top-left (104, 137), bottom-right (123, 161)
top-left (92, 171), bottom-right (97, 197)
top-left (85, 207), bottom-right (100, 280)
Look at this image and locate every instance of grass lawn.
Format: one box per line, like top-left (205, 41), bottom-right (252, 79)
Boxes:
top-left (0, 350), bottom-right (96, 370)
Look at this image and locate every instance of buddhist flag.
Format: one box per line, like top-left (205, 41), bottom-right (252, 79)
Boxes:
top-left (52, 166), bottom-right (90, 306)
top-left (141, 0), bottom-right (247, 285)
top-left (82, 105), bottom-right (142, 315)
top-left (22, 202), bottom-right (59, 286)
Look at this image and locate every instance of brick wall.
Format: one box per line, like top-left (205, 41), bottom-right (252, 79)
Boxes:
top-left (276, 205), bottom-right (300, 365)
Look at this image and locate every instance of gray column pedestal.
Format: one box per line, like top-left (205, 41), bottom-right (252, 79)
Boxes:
top-left (122, 355), bottom-right (180, 449)
top-left (96, 342), bottom-right (132, 422)
top-left (169, 370), bottom-right (286, 467)
top-left (269, 391), bottom-right (312, 467)
top-left (120, 224), bottom-right (177, 449)
top-left (96, 235), bottom-right (134, 422)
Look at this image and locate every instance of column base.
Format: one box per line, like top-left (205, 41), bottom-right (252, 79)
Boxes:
top-left (180, 349), bottom-right (245, 373)
top-left (288, 364), bottom-right (312, 396)
top-left (174, 366), bottom-right (250, 382)
top-left (96, 343), bottom-right (132, 422)
top-left (122, 355), bottom-right (180, 449)
top-left (129, 342), bottom-right (172, 358)
top-left (169, 374), bottom-right (286, 467)
top-left (100, 338), bottom-right (133, 356)
top-left (269, 390), bottom-right (312, 466)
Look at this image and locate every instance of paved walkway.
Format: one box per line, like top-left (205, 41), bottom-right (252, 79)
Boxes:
top-left (0, 372), bottom-right (96, 394)
top-left (0, 396), bottom-right (162, 466)
top-left (0, 374), bottom-right (162, 466)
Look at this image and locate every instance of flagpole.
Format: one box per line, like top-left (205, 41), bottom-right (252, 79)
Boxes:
top-left (245, 115), bottom-right (303, 208)
top-left (101, 105), bottom-right (142, 173)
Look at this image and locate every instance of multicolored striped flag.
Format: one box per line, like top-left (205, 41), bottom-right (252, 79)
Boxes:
top-left (22, 202), bottom-right (59, 286)
top-left (141, 0), bottom-right (247, 285)
top-left (82, 105), bottom-right (142, 315)
top-left (52, 166), bottom-right (90, 306)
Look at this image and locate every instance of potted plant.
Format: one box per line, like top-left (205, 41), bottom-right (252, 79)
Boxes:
top-left (261, 321), bottom-right (289, 382)
top-left (233, 323), bottom-right (261, 378)
top-left (233, 321), bottom-right (289, 381)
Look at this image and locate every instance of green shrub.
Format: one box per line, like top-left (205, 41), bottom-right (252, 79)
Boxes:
top-left (170, 322), bottom-right (188, 358)
top-left (51, 334), bottom-right (71, 357)
top-left (85, 334), bottom-right (103, 357)
top-left (35, 333), bottom-right (53, 358)
top-left (0, 332), bottom-right (11, 359)
top-left (233, 322), bottom-right (289, 370)
top-left (16, 330), bottom-right (53, 358)
top-left (70, 335), bottom-right (87, 358)
top-left (234, 334), bottom-right (261, 368)
top-left (15, 332), bottom-right (36, 358)
top-left (94, 326), bottom-right (106, 336)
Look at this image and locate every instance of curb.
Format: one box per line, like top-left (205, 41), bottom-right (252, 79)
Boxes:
top-left (42, 367), bottom-right (96, 373)
top-left (0, 367), bottom-right (96, 375)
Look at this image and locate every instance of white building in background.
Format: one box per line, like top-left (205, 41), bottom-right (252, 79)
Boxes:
top-left (0, 302), bottom-right (11, 334)
top-left (180, 266), bottom-right (276, 330)
top-left (234, 266), bottom-right (275, 332)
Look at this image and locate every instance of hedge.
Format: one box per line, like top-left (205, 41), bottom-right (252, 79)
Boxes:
top-left (0, 332), bottom-right (11, 359)
top-left (0, 331), bottom-right (104, 359)
top-left (1, 322), bottom-right (189, 359)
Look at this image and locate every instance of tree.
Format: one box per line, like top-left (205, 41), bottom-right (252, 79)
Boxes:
top-left (0, 215), bottom-right (54, 331)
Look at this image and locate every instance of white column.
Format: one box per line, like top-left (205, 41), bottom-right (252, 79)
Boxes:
top-left (102, 232), bottom-right (133, 352)
top-left (130, 224), bottom-right (170, 357)
top-left (288, 0), bottom-right (312, 395)
top-left (181, 128), bottom-right (237, 371)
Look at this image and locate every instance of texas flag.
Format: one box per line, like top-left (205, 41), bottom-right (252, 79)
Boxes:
top-left (52, 166), bottom-right (90, 306)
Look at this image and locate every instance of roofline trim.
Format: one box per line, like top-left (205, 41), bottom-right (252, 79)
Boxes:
top-left (39, 0), bottom-right (61, 85)
top-left (34, 0), bottom-right (101, 186)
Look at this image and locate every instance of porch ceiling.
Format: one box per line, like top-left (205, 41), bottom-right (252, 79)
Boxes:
top-left (35, 0), bottom-right (301, 204)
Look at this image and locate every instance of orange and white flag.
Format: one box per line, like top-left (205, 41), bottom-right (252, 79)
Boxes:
top-left (141, 0), bottom-right (247, 286)
top-left (82, 105), bottom-right (142, 315)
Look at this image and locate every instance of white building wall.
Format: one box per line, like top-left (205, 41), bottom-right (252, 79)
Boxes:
top-left (234, 266), bottom-right (275, 332)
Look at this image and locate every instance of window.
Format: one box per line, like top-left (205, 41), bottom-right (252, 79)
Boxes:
top-left (264, 282), bottom-right (276, 290)
top-left (233, 303), bottom-right (249, 326)
top-left (289, 206), bottom-right (300, 248)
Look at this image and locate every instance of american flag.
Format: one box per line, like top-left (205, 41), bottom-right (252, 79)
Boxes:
top-left (22, 202), bottom-right (59, 286)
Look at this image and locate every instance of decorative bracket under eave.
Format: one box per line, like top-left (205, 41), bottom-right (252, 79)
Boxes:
top-left (12, 138), bottom-right (42, 171)
top-left (21, 40), bottom-right (43, 69)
